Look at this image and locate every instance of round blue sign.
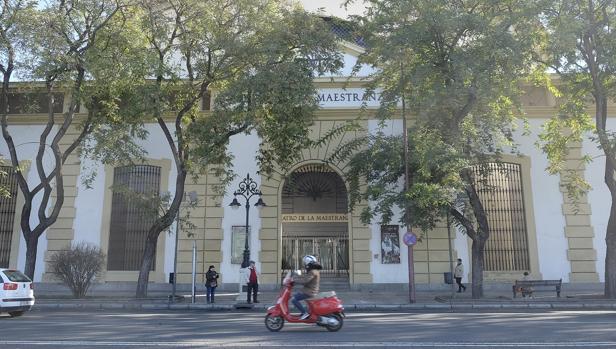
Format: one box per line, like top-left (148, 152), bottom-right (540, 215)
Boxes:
top-left (403, 231), bottom-right (417, 246)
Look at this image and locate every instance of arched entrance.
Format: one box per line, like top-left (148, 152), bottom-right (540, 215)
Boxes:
top-left (281, 164), bottom-right (349, 282)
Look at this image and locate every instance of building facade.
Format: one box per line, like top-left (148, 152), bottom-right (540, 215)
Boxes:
top-left (0, 40), bottom-right (611, 290)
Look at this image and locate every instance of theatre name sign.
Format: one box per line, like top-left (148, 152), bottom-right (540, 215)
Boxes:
top-left (281, 214), bottom-right (348, 223)
top-left (317, 88), bottom-right (382, 108)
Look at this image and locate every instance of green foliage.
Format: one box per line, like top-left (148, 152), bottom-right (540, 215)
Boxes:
top-left (343, 0), bottom-right (542, 232)
top-left (117, 0), bottom-right (343, 183)
top-left (537, 1), bottom-right (616, 203)
top-left (82, 0), bottom-right (345, 295)
top-left (343, 127), bottom-right (467, 231)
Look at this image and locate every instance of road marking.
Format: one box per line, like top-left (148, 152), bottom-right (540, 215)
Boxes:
top-left (2, 341), bottom-right (616, 347)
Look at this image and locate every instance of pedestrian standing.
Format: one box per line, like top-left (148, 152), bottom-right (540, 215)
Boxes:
top-left (246, 260), bottom-right (259, 303)
top-left (454, 258), bottom-right (466, 293)
top-left (205, 265), bottom-right (219, 303)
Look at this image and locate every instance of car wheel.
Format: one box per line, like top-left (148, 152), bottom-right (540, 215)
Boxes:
top-left (9, 311), bottom-right (24, 318)
top-left (265, 314), bottom-right (284, 332)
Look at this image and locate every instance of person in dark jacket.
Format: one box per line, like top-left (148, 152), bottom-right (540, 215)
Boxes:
top-left (205, 265), bottom-right (219, 303)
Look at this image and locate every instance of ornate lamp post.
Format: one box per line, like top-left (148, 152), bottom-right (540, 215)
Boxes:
top-left (229, 173), bottom-right (266, 268)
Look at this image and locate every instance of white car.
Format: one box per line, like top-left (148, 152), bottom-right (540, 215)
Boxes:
top-left (0, 268), bottom-right (35, 317)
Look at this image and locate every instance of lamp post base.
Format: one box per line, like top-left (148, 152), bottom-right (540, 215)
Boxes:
top-left (235, 267), bottom-right (250, 303)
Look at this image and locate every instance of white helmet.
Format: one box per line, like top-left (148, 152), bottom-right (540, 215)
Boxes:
top-left (303, 255), bottom-right (317, 268)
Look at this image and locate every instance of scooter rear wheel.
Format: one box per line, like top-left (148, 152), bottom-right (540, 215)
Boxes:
top-left (265, 314), bottom-right (285, 332)
top-left (325, 313), bottom-right (343, 332)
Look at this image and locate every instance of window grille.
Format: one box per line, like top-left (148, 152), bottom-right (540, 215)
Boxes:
top-left (107, 165), bottom-right (161, 271)
top-left (0, 92), bottom-right (64, 114)
top-left (472, 162), bottom-right (530, 271)
top-left (0, 166), bottom-right (18, 268)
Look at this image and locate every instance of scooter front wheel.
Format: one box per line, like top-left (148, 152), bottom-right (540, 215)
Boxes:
top-left (265, 314), bottom-right (285, 332)
top-left (325, 313), bottom-right (343, 332)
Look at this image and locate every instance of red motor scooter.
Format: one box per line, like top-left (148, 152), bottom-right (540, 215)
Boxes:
top-left (265, 271), bottom-right (345, 332)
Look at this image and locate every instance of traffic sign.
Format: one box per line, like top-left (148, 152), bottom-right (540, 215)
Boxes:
top-left (403, 231), bottom-right (417, 246)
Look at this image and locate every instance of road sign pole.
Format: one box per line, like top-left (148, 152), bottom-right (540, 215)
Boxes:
top-left (403, 231), bottom-right (417, 303)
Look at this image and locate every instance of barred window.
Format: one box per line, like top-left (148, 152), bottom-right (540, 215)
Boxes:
top-left (107, 165), bottom-right (161, 271)
top-left (473, 162), bottom-right (530, 271)
top-left (0, 92), bottom-right (64, 114)
top-left (0, 166), bottom-right (18, 268)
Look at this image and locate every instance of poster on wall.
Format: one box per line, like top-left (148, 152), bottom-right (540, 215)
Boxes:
top-left (381, 225), bottom-right (401, 264)
top-left (231, 226), bottom-right (251, 264)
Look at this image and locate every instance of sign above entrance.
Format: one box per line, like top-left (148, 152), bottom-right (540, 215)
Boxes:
top-left (281, 213), bottom-right (348, 223)
top-left (317, 88), bottom-right (382, 108)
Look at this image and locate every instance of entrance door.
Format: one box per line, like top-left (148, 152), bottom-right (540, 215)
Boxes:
top-left (282, 234), bottom-right (349, 277)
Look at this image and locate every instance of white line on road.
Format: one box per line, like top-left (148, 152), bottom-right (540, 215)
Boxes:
top-left (3, 341), bottom-right (616, 347)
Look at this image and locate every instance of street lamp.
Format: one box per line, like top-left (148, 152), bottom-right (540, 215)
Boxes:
top-left (229, 173), bottom-right (266, 268)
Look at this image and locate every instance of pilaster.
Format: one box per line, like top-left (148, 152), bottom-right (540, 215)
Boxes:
top-left (560, 142), bottom-right (599, 282)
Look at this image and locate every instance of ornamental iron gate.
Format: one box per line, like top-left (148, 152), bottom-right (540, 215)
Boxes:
top-left (281, 235), bottom-right (349, 278)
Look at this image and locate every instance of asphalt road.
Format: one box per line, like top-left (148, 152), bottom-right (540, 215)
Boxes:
top-left (1, 309), bottom-right (616, 348)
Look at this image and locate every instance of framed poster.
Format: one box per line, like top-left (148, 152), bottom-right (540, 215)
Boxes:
top-left (231, 225), bottom-right (251, 264)
top-left (381, 225), bottom-right (401, 264)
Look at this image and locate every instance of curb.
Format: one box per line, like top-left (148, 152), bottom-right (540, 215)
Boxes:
top-left (31, 302), bottom-right (616, 312)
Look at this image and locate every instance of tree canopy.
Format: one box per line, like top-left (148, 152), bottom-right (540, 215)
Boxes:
top-left (341, 0), bottom-right (543, 298)
top-left (536, 0), bottom-right (616, 297)
top-left (90, 0), bottom-right (344, 297)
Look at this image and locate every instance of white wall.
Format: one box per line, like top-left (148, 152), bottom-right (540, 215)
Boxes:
top-left (366, 119), bottom-right (409, 283)
top-left (514, 119), bottom-right (570, 280)
top-left (220, 131), bottom-right (262, 283)
top-left (322, 53), bottom-right (374, 78)
top-left (585, 119), bottom-right (616, 282)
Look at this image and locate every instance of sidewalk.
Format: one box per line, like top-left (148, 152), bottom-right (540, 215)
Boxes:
top-left (31, 286), bottom-right (616, 311)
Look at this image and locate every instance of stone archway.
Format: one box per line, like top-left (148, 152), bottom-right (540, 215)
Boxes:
top-left (280, 164), bottom-right (349, 281)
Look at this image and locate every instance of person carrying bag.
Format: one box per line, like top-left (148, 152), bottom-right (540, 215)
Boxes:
top-left (205, 265), bottom-right (219, 303)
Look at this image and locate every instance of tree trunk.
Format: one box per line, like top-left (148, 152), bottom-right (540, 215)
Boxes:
top-left (23, 234), bottom-right (38, 280)
top-left (604, 168), bottom-right (616, 298)
top-left (136, 232), bottom-right (158, 298)
top-left (135, 168), bottom-right (187, 298)
top-left (471, 237), bottom-right (486, 299)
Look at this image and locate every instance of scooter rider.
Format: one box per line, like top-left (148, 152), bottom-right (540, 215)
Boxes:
top-left (291, 255), bottom-right (322, 320)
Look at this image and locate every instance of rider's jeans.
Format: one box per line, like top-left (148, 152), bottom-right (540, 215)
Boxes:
top-left (291, 292), bottom-right (311, 314)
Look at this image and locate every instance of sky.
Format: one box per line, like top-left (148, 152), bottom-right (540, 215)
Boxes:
top-left (299, 0), bottom-right (366, 19)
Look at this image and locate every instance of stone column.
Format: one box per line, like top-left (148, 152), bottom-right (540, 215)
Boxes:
top-left (200, 169), bottom-right (224, 284)
top-left (560, 142), bottom-right (599, 282)
top-left (176, 175), bottom-right (209, 285)
top-left (350, 204), bottom-right (372, 286)
top-left (258, 180), bottom-right (280, 286)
